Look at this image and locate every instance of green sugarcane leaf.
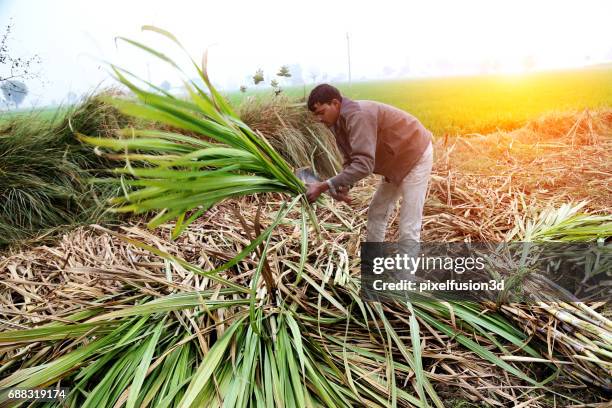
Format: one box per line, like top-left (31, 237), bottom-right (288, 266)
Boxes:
top-left (147, 208), bottom-right (187, 229)
top-left (285, 313), bottom-right (306, 380)
top-left (115, 37), bottom-right (181, 71)
top-left (0, 321), bottom-right (115, 344)
top-left (86, 291), bottom-right (249, 323)
top-left (140, 25), bottom-right (237, 118)
top-left (0, 318), bottom-right (138, 391)
top-left (249, 231), bottom-right (274, 335)
top-left (170, 204), bottom-right (215, 240)
top-left (116, 128), bottom-right (213, 148)
top-left (77, 133), bottom-right (192, 153)
top-left (407, 302), bottom-right (428, 408)
top-left (127, 319), bottom-right (165, 408)
top-left (179, 317), bottom-right (244, 407)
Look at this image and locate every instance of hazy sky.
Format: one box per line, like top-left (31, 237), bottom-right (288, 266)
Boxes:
top-left (1, 0), bottom-right (611, 108)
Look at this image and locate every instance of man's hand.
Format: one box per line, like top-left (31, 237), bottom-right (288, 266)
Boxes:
top-left (329, 186), bottom-right (352, 204)
top-left (306, 181), bottom-right (328, 203)
top-left (306, 181), bottom-right (352, 204)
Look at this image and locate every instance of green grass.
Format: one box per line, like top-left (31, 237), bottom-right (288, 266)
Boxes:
top-left (0, 95), bottom-right (128, 248)
top-left (232, 66), bottom-right (612, 136)
top-left (0, 104), bottom-right (73, 125)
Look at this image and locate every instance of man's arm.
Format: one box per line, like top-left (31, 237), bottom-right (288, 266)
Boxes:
top-left (327, 111), bottom-right (377, 189)
top-left (339, 147), bottom-right (351, 169)
top-left (306, 111), bottom-right (376, 203)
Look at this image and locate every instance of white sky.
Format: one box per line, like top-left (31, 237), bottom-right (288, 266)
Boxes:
top-left (1, 0), bottom-right (611, 108)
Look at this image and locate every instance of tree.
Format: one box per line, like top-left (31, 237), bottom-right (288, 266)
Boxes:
top-left (0, 19), bottom-right (41, 84)
top-left (1, 80), bottom-right (27, 108)
top-left (270, 79), bottom-right (282, 96)
top-left (250, 65), bottom-right (293, 95)
top-left (273, 65), bottom-right (291, 96)
top-left (307, 67), bottom-right (320, 84)
top-left (252, 69), bottom-right (264, 85)
top-left (276, 65), bottom-right (291, 78)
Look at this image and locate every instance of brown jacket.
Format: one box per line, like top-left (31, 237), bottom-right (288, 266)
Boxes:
top-left (328, 97), bottom-right (432, 188)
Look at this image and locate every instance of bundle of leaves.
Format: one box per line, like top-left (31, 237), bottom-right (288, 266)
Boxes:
top-left (74, 28), bottom-right (311, 241)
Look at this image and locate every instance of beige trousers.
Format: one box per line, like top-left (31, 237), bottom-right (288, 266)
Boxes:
top-left (366, 141), bottom-right (433, 243)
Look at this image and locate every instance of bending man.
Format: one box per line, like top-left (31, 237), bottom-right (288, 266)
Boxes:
top-left (306, 84), bottom-right (434, 243)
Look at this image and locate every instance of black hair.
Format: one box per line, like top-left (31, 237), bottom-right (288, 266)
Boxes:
top-left (307, 84), bottom-right (342, 111)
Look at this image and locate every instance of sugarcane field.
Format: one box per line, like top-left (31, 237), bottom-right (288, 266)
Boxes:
top-left (1, 1), bottom-right (611, 407)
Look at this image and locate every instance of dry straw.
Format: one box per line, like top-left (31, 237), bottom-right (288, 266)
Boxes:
top-left (1, 107), bottom-right (610, 404)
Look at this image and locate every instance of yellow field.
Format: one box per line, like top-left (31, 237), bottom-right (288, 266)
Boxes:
top-left (236, 66), bottom-right (612, 136)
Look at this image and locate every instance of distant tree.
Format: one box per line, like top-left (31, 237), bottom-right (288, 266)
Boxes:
top-left (276, 65), bottom-right (291, 78)
top-left (1, 80), bottom-right (27, 108)
top-left (252, 69), bottom-right (264, 85)
top-left (250, 64), bottom-right (293, 94)
top-left (308, 67), bottom-right (320, 84)
top-left (240, 85), bottom-right (247, 93)
top-left (159, 80), bottom-right (171, 91)
top-left (274, 65), bottom-right (291, 95)
top-left (270, 79), bottom-right (282, 96)
top-left (0, 19), bottom-right (41, 84)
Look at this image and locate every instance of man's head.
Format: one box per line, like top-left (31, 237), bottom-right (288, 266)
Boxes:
top-left (307, 84), bottom-right (342, 126)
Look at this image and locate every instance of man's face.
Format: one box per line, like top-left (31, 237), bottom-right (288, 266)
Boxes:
top-left (312, 99), bottom-right (341, 126)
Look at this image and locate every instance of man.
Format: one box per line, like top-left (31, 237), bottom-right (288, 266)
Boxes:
top-left (306, 84), bottom-right (433, 243)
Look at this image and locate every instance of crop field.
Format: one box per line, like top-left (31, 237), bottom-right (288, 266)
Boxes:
top-left (6, 66), bottom-right (612, 136)
top-left (0, 104), bottom-right (72, 125)
top-left (0, 29), bottom-right (611, 407)
top-left (234, 66), bottom-right (612, 135)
